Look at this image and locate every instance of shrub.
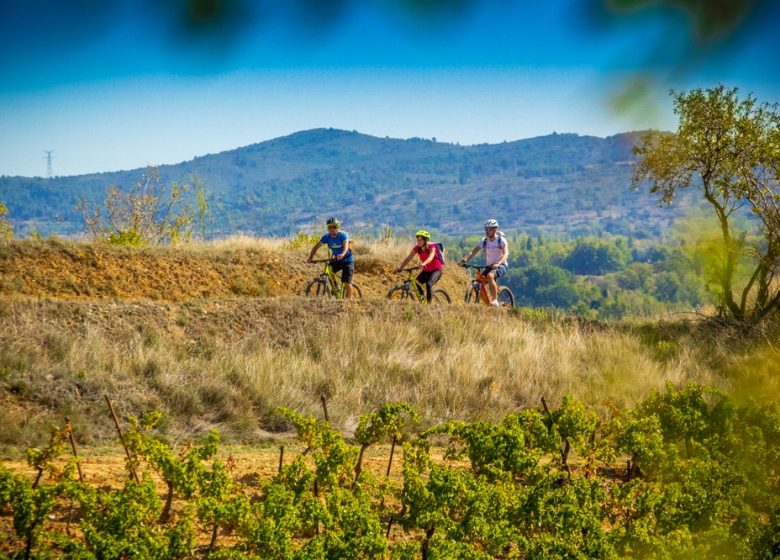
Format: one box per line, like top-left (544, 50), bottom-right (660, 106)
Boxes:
top-left (79, 167), bottom-right (197, 246)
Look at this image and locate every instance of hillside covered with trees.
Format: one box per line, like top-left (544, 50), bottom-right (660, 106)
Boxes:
top-left (0, 129), bottom-right (695, 239)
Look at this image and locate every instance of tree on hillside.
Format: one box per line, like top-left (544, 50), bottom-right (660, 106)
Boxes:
top-left (633, 86), bottom-right (780, 322)
top-left (507, 263), bottom-right (582, 309)
top-left (562, 237), bottom-right (631, 276)
top-left (0, 201), bottom-right (12, 241)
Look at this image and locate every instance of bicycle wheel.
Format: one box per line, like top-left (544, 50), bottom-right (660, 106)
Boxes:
top-left (386, 285), bottom-right (411, 301)
top-left (431, 289), bottom-right (451, 304)
top-left (498, 286), bottom-right (515, 308)
top-left (350, 282), bottom-right (363, 299)
top-left (305, 277), bottom-right (330, 298)
top-left (465, 284), bottom-right (481, 304)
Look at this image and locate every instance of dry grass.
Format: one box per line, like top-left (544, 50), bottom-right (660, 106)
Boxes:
top-left (2, 296), bottom-right (758, 455)
top-left (1, 237), bottom-right (777, 455)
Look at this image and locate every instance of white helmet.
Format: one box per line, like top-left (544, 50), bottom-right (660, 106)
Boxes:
top-left (483, 219), bottom-right (499, 229)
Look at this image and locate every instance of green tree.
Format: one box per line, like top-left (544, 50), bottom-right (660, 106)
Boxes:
top-left (633, 86), bottom-right (780, 321)
top-left (507, 262), bottom-right (582, 309)
top-left (562, 237), bottom-right (630, 276)
top-left (0, 200), bottom-right (12, 241)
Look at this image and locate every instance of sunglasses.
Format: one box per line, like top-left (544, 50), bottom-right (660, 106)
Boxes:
top-left (327, 225), bottom-right (339, 230)
top-left (485, 227), bottom-right (497, 232)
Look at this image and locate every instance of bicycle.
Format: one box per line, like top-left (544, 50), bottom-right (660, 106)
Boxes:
top-left (386, 267), bottom-right (451, 304)
top-left (460, 263), bottom-right (515, 308)
top-left (305, 258), bottom-right (363, 299)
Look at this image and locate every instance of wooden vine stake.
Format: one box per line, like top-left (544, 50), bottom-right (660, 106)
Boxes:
top-left (105, 395), bottom-right (140, 483)
top-left (320, 395), bottom-right (330, 422)
top-left (64, 418), bottom-right (84, 484)
top-left (379, 436), bottom-right (397, 509)
top-left (541, 396), bottom-right (572, 479)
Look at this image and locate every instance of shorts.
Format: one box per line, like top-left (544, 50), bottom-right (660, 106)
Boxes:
top-left (482, 264), bottom-right (507, 279)
top-left (331, 259), bottom-right (354, 284)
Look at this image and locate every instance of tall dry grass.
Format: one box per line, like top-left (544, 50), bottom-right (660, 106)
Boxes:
top-left (4, 295), bottom-right (769, 454)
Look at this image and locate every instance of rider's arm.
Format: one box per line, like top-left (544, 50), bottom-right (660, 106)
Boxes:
top-left (308, 241), bottom-right (323, 262)
top-left (460, 244), bottom-right (482, 264)
top-left (397, 248), bottom-right (417, 271)
top-left (420, 245), bottom-right (436, 267)
top-left (335, 235), bottom-right (349, 260)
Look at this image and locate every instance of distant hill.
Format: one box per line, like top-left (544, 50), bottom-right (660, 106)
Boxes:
top-left (0, 128), bottom-right (691, 238)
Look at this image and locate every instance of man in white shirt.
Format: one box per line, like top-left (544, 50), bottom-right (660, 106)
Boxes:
top-left (459, 219), bottom-right (509, 307)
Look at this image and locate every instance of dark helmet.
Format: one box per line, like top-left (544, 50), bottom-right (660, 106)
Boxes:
top-left (326, 217), bottom-right (341, 227)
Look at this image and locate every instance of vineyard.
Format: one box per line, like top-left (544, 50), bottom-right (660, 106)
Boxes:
top-left (2, 238), bottom-right (780, 558)
top-left (2, 386), bottom-right (779, 559)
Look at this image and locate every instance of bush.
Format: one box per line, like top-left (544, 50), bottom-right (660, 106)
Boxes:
top-left (79, 167), bottom-right (197, 246)
top-left (0, 201), bottom-right (12, 241)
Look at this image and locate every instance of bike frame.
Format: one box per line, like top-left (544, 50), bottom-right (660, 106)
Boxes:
top-left (314, 258), bottom-right (347, 298)
top-left (399, 267), bottom-right (428, 303)
top-left (463, 264), bottom-right (499, 305)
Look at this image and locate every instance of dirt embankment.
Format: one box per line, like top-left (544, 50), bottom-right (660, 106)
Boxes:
top-left (0, 240), bottom-right (469, 302)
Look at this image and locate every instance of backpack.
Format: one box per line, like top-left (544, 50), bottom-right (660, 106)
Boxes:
top-left (430, 242), bottom-right (446, 266)
top-left (481, 232), bottom-right (506, 249)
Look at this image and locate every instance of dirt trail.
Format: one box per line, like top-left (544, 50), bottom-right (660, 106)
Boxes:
top-left (0, 240), bottom-right (469, 302)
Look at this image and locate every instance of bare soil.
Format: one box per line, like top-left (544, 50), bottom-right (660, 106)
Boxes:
top-left (0, 240), bottom-right (468, 302)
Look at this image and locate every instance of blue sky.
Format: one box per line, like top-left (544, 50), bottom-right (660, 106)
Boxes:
top-left (1, 0), bottom-right (779, 177)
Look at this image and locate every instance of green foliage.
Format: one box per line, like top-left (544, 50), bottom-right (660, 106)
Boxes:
top-left (354, 403), bottom-right (419, 447)
top-left (1, 390), bottom-right (777, 558)
top-left (0, 200), bottom-right (12, 241)
top-left (277, 407), bottom-right (358, 488)
top-left (287, 231), bottom-right (320, 249)
top-left (193, 175), bottom-right (212, 241)
top-left (507, 262), bottom-right (583, 309)
top-left (76, 477), bottom-right (194, 559)
top-left (633, 85), bottom-right (780, 321)
top-left (79, 167), bottom-right (196, 246)
top-left (107, 228), bottom-right (144, 246)
top-left (482, 231), bottom-right (709, 318)
top-left (563, 237), bottom-right (631, 275)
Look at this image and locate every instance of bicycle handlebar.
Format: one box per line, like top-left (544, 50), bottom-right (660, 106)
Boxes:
top-left (308, 258), bottom-right (339, 264)
top-left (397, 266), bottom-right (421, 273)
top-left (458, 262), bottom-right (484, 270)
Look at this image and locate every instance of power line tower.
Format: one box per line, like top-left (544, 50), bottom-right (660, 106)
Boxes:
top-left (43, 150), bottom-right (54, 178)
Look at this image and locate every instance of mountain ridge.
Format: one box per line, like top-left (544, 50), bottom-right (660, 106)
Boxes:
top-left (0, 127), bottom-right (683, 238)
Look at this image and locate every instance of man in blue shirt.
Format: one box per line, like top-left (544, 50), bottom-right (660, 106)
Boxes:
top-left (307, 217), bottom-right (355, 299)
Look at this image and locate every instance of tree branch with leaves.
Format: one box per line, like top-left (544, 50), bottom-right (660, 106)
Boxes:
top-left (633, 85), bottom-right (780, 322)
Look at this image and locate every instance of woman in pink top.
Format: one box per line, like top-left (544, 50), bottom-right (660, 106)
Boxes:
top-left (395, 229), bottom-right (443, 303)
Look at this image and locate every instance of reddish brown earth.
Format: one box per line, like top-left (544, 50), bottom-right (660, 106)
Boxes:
top-left (0, 240), bottom-right (467, 302)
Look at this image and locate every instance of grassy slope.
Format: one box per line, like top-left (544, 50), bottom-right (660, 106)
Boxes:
top-left (1, 238), bottom-right (778, 454)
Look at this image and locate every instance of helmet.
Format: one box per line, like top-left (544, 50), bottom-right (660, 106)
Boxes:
top-left (483, 219), bottom-right (499, 229)
top-left (326, 217), bottom-right (341, 227)
top-left (415, 229), bottom-right (431, 240)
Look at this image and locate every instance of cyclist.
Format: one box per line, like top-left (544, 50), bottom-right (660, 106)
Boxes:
top-left (459, 219), bottom-right (509, 307)
top-left (308, 217), bottom-right (354, 299)
top-left (395, 230), bottom-right (443, 303)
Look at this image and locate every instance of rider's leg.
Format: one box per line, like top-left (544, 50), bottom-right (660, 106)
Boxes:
top-left (416, 270), bottom-right (431, 301)
top-left (423, 270), bottom-right (442, 303)
top-left (341, 262), bottom-right (355, 299)
top-left (486, 270), bottom-right (499, 302)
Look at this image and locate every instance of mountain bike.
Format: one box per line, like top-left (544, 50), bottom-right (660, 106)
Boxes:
top-left (386, 267), bottom-right (451, 304)
top-left (460, 263), bottom-right (514, 308)
top-left (305, 259), bottom-right (363, 299)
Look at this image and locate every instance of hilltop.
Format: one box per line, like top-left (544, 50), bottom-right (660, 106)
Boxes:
top-left (0, 128), bottom-right (693, 239)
